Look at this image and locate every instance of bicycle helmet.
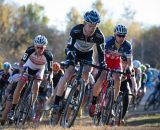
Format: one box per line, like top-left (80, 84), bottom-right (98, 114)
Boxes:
top-left (133, 60), bottom-right (141, 68)
top-left (52, 62), bottom-right (61, 72)
top-left (141, 64), bottom-right (147, 72)
top-left (114, 24), bottom-right (128, 35)
top-left (84, 10), bottom-right (100, 24)
top-left (33, 35), bottom-right (48, 46)
top-left (145, 63), bottom-right (150, 69)
top-left (3, 62), bottom-right (11, 69)
top-left (12, 62), bottom-right (19, 70)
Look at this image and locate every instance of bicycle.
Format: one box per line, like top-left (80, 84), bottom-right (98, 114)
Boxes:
top-left (61, 60), bottom-right (101, 128)
top-left (49, 72), bottom-right (74, 127)
top-left (13, 73), bottom-right (35, 127)
top-left (93, 69), bottom-right (126, 126)
top-left (112, 91), bottom-right (134, 126)
top-left (61, 59), bottom-right (124, 128)
top-left (144, 88), bottom-right (160, 111)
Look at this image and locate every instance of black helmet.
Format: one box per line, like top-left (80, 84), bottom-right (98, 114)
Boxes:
top-left (145, 63), bottom-right (150, 69)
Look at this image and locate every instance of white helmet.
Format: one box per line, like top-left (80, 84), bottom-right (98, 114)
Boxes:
top-left (114, 24), bottom-right (128, 35)
top-left (33, 35), bottom-right (48, 46)
top-left (133, 60), bottom-right (141, 68)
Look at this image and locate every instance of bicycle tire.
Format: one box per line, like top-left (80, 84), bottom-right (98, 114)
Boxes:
top-left (61, 78), bottom-right (84, 128)
top-left (14, 93), bottom-right (32, 126)
top-left (93, 91), bottom-right (103, 126)
top-left (153, 92), bottom-right (160, 110)
top-left (144, 93), bottom-right (154, 111)
top-left (100, 85), bottom-right (114, 125)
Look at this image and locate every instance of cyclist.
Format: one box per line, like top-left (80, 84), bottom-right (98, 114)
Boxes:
top-left (119, 55), bottom-right (137, 125)
top-left (137, 64), bottom-right (147, 102)
top-left (46, 62), bottom-right (64, 107)
top-left (133, 60), bottom-right (142, 90)
top-left (1, 62), bottom-right (21, 125)
top-left (0, 62), bottom-right (12, 107)
top-left (145, 63), bottom-right (153, 87)
top-left (52, 10), bottom-right (105, 113)
top-left (89, 24), bottom-right (133, 117)
top-left (8, 35), bottom-right (53, 120)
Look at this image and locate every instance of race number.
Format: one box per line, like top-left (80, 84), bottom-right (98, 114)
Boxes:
top-left (22, 53), bottom-right (28, 60)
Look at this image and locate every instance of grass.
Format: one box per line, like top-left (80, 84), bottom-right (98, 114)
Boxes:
top-left (1, 114), bottom-right (160, 130)
top-left (126, 113), bottom-right (160, 127)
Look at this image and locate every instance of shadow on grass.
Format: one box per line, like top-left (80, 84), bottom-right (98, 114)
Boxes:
top-left (127, 117), bottom-right (160, 126)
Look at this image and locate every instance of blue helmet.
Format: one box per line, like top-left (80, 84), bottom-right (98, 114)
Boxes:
top-left (84, 10), bottom-right (100, 24)
top-left (114, 24), bottom-right (128, 35)
top-left (33, 35), bottom-right (48, 46)
top-left (3, 62), bottom-right (11, 69)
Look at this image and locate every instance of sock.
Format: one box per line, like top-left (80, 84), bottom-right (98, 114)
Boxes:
top-left (11, 104), bottom-right (17, 111)
top-left (92, 96), bottom-right (97, 105)
top-left (54, 95), bottom-right (62, 105)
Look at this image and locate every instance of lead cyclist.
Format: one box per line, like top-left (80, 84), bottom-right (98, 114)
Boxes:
top-left (52, 10), bottom-right (106, 113)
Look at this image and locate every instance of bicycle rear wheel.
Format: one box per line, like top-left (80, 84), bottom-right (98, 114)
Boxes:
top-left (61, 78), bottom-right (85, 128)
top-left (114, 95), bottom-right (123, 126)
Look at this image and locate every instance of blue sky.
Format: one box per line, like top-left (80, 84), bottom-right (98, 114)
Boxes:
top-left (7, 0), bottom-right (160, 30)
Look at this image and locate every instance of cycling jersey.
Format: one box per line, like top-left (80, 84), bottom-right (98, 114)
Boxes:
top-left (21, 46), bottom-right (53, 79)
top-left (105, 36), bottom-right (132, 70)
top-left (66, 24), bottom-right (104, 64)
top-left (53, 69), bottom-right (64, 88)
top-left (0, 70), bottom-right (11, 88)
top-left (8, 73), bottom-right (21, 95)
top-left (140, 72), bottom-right (147, 89)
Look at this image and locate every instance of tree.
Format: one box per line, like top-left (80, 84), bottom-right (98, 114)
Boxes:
top-left (134, 26), bottom-right (160, 68)
top-left (66, 7), bottom-right (82, 35)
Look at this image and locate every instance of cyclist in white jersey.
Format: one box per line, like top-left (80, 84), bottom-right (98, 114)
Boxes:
top-left (8, 35), bottom-right (53, 121)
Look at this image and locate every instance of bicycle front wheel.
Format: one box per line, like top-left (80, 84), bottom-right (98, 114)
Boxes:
top-left (100, 85), bottom-right (114, 125)
top-left (61, 78), bottom-right (85, 128)
top-left (14, 93), bottom-right (32, 127)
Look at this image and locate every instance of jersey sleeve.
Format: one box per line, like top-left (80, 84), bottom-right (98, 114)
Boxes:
top-left (95, 31), bottom-right (105, 64)
top-left (21, 46), bottom-right (35, 62)
top-left (44, 50), bottom-right (54, 71)
top-left (66, 26), bottom-right (77, 52)
top-left (105, 36), bottom-right (114, 53)
top-left (124, 41), bottom-right (132, 58)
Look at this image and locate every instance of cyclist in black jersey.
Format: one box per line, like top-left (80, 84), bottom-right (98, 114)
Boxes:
top-left (119, 55), bottom-right (137, 125)
top-left (52, 10), bottom-right (106, 112)
top-left (47, 62), bottom-right (64, 107)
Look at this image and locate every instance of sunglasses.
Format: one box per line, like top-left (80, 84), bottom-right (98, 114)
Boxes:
top-left (36, 46), bottom-right (45, 50)
top-left (117, 34), bottom-right (126, 38)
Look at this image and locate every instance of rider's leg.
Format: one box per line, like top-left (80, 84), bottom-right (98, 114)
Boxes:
top-left (1, 99), bottom-right (12, 122)
top-left (92, 70), bottom-right (106, 101)
top-left (114, 73), bottom-right (122, 102)
top-left (11, 79), bottom-right (27, 110)
top-left (31, 79), bottom-right (42, 105)
top-left (54, 65), bottom-right (75, 105)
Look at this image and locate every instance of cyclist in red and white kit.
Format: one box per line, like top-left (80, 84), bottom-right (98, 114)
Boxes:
top-left (8, 35), bottom-right (53, 120)
top-left (89, 24), bottom-right (133, 117)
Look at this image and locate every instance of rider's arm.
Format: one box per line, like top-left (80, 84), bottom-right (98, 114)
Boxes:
top-left (44, 50), bottom-right (54, 82)
top-left (65, 28), bottom-right (77, 61)
top-left (96, 31), bottom-right (105, 66)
